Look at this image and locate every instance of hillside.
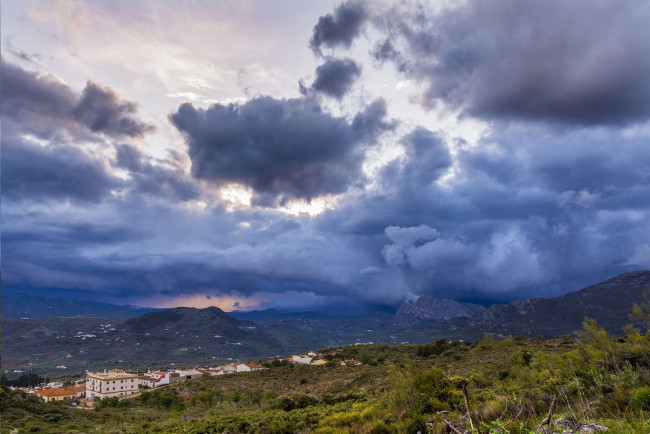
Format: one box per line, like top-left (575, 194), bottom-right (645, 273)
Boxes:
top-left (3, 331), bottom-right (649, 433)
top-left (463, 270), bottom-right (650, 336)
top-left (1, 307), bottom-right (312, 374)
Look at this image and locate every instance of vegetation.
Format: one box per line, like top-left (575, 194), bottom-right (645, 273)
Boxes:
top-left (2, 298), bottom-right (650, 433)
top-left (1, 371), bottom-right (46, 388)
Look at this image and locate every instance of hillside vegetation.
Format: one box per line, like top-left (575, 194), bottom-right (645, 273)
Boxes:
top-left (2, 298), bottom-right (650, 433)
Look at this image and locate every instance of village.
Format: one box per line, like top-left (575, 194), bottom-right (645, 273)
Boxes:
top-left (6, 351), bottom-right (364, 406)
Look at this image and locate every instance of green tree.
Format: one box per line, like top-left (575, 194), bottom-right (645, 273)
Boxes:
top-left (250, 389), bottom-right (263, 407)
top-left (197, 390), bottom-right (214, 407)
top-left (230, 390), bottom-right (242, 407)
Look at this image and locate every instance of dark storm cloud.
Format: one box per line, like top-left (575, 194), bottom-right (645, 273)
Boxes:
top-left (2, 138), bottom-right (123, 204)
top-left (351, 98), bottom-right (395, 140)
top-left (1, 60), bottom-right (178, 204)
top-left (1, 58), bottom-right (78, 138)
top-left (363, 0), bottom-right (650, 124)
top-left (310, 57), bottom-right (361, 99)
top-left (1, 205), bottom-right (370, 303)
top-left (73, 82), bottom-right (154, 138)
top-left (3, 222), bottom-right (145, 246)
top-left (170, 96), bottom-right (388, 201)
top-left (319, 121), bottom-right (650, 300)
top-left (397, 127), bottom-right (451, 184)
top-left (309, 1), bottom-right (367, 55)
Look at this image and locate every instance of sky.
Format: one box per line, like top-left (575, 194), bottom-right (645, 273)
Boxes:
top-left (3, 0), bottom-right (650, 312)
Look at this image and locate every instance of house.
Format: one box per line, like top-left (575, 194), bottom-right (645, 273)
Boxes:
top-left (36, 388), bottom-right (77, 402)
top-left (198, 368), bottom-right (224, 376)
top-left (137, 375), bottom-right (157, 389)
top-left (68, 385), bottom-right (86, 399)
top-left (342, 359), bottom-right (363, 366)
top-left (174, 369), bottom-right (203, 380)
top-left (146, 371), bottom-right (173, 386)
top-left (311, 359), bottom-right (328, 366)
top-left (168, 372), bottom-right (182, 384)
top-left (220, 364), bottom-right (237, 374)
top-left (244, 363), bottom-right (265, 371)
top-left (235, 363), bottom-right (251, 372)
top-left (291, 355), bottom-right (313, 365)
top-left (86, 369), bottom-right (138, 400)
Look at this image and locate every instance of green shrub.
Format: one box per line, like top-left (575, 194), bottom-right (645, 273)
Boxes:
top-left (631, 386), bottom-right (650, 410)
top-left (268, 415), bottom-right (296, 433)
top-left (405, 415), bottom-right (427, 434)
top-left (370, 419), bottom-right (392, 433)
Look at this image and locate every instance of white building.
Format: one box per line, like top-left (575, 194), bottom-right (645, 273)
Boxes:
top-left (173, 369), bottom-right (203, 380)
top-left (292, 355), bottom-right (313, 365)
top-left (87, 369), bottom-right (138, 400)
top-left (138, 371), bottom-right (173, 388)
top-left (220, 364), bottom-right (237, 374)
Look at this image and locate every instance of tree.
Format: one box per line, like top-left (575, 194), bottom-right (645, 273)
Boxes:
top-left (230, 390), bottom-right (241, 407)
top-left (250, 389), bottom-right (263, 407)
top-left (197, 390), bottom-right (214, 407)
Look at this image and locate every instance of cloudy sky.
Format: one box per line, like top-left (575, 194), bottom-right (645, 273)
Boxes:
top-left (3, 0), bottom-right (650, 311)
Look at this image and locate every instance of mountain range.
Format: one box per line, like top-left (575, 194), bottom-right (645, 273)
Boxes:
top-left (2, 271), bottom-right (649, 375)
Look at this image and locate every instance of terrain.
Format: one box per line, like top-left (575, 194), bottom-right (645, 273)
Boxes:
top-left (2, 271), bottom-right (650, 376)
top-left (2, 325), bottom-right (650, 433)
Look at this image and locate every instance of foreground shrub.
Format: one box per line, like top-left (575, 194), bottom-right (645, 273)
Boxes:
top-left (631, 386), bottom-right (650, 410)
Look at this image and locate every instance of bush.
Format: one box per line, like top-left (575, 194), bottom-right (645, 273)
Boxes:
top-left (631, 386), bottom-right (650, 410)
top-left (278, 393), bottom-right (319, 411)
top-left (370, 419), bottom-right (392, 433)
top-left (405, 415), bottom-right (427, 434)
top-left (267, 415), bottom-right (296, 434)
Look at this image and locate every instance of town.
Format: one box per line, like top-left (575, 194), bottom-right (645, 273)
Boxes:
top-left (5, 352), bottom-right (364, 406)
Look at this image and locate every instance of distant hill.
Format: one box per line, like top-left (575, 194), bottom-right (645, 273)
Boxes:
top-left (463, 270), bottom-right (650, 336)
top-left (1, 306), bottom-right (313, 373)
top-left (1, 293), bottom-right (162, 319)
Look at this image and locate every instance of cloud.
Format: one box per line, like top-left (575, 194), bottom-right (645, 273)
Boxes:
top-left (310, 57), bottom-right (361, 99)
top-left (1, 58), bottom-right (78, 138)
top-left (364, 0), bottom-right (650, 124)
top-left (114, 144), bottom-right (199, 201)
top-left (318, 118), bottom-right (650, 300)
top-left (382, 224), bottom-right (440, 266)
top-left (1, 60), bottom-right (153, 139)
top-left (73, 82), bottom-right (154, 138)
top-left (309, 1), bottom-right (367, 55)
top-left (170, 96), bottom-right (388, 202)
top-left (1, 60), bottom-right (185, 204)
top-left (2, 137), bottom-right (123, 204)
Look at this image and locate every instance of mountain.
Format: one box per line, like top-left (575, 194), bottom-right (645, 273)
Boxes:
top-left (394, 296), bottom-right (485, 326)
top-left (463, 270), bottom-right (650, 336)
top-left (1, 306), bottom-right (312, 373)
top-left (3, 271), bottom-right (649, 375)
top-left (1, 293), bottom-right (162, 319)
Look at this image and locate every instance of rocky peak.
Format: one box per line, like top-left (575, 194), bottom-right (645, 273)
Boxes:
top-left (395, 296), bottom-right (485, 326)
